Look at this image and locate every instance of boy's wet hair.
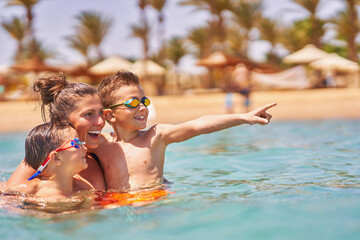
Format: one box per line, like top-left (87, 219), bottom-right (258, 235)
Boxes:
top-left (98, 70), bottom-right (140, 108)
top-left (24, 123), bottom-right (71, 170)
top-left (33, 72), bottom-right (98, 127)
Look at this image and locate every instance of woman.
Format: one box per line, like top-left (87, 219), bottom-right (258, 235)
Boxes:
top-left (5, 72), bottom-right (106, 190)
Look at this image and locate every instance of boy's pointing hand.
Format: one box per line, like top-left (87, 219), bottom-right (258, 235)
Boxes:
top-left (246, 103), bottom-right (277, 125)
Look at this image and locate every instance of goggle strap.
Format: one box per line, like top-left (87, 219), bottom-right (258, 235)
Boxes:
top-left (27, 162), bottom-right (47, 180)
top-left (27, 170), bottom-right (41, 181)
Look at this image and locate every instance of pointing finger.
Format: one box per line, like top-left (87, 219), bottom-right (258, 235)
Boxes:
top-left (257, 103), bottom-right (277, 112)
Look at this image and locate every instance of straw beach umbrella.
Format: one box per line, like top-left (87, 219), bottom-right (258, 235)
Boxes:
top-left (0, 65), bottom-right (11, 75)
top-left (196, 51), bottom-right (265, 88)
top-left (196, 51), bottom-right (248, 68)
top-left (130, 60), bottom-right (166, 96)
top-left (309, 53), bottom-right (360, 72)
top-left (196, 51), bottom-right (267, 70)
top-left (10, 58), bottom-right (60, 73)
top-left (131, 60), bottom-right (166, 77)
top-left (283, 44), bottom-right (329, 64)
top-left (88, 56), bottom-right (133, 76)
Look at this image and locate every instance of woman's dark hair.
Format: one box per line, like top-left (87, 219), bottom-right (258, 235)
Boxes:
top-left (33, 72), bottom-right (98, 127)
top-left (24, 123), bottom-right (70, 170)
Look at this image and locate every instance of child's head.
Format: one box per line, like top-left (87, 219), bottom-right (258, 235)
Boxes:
top-left (25, 123), bottom-right (87, 179)
top-left (98, 70), bottom-right (141, 108)
top-left (98, 71), bottom-right (151, 130)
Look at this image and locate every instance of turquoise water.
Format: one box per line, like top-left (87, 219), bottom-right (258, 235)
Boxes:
top-left (1, 120), bottom-right (360, 240)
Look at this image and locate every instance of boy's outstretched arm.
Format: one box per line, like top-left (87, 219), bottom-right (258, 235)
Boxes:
top-left (159, 103), bottom-right (277, 145)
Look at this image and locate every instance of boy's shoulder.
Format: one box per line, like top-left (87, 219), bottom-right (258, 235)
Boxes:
top-left (8, 179), bottom-right (39, 195)
top-left (145, 123), bottom-right (171, 133)
top-left (140, 124), bottom-right (167, 138)
top-left (97, 132), bottom-right (115, 146)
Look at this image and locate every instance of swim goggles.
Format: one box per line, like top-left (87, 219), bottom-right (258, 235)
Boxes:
top-left (107, 97), bottom-right (151, 109)
top-left (27, 138), bottom-right (85, 180)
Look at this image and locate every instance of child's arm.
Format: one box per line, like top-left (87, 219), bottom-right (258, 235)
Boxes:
top-left (159, 103), bottom-right (276, 145)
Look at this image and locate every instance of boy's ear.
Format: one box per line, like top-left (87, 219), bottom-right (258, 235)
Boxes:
top-left (102, 109), bottom-right (116, 123)
top-left (49, 151), bottom-right (62, 166)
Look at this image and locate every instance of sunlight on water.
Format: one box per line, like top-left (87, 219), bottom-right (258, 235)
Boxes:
top-left (1, 120), bottom-right (360, 240)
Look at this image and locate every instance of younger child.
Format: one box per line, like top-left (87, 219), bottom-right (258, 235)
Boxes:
top-left (9, 123), bottom-right (92, 199)
top-left (95, 70), bottom-right (276, 191)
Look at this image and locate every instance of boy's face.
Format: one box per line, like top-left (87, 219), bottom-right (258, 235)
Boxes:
top-left (58, 128), bottom-right (88, 175)
top-left (110, 84), bottom-right (149, 131)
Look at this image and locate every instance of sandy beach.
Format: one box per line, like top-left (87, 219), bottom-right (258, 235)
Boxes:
top-left (0, 88), bottom-right (359, 133)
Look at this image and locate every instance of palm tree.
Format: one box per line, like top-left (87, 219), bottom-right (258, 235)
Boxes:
top-left (166, 37), bottom-right (187, 90)
top-left (331, 0), bottom-right (359, 61)
top-left (186, 26), bottom-right (213, 58)
top-left (23, 38), bottom-right (55, 61)
top-left (258, 17), bottom-right (281, 64)
top-left (138, 0), bottom-right (149, 23)
top-left (75, 11), bottom-right (112, 61)
top-left (226, 26), bottom-right (246, 57)
top-left (2, 17), bottom-right (27, 61)
top-left (280, 20), bottom-right (310, 53)
top-left (5, 0), bottom-right (40, 40)
top-left (65, 34), bottom-right (92, 67)
top-left (130, 21), bottom-right (151, 61)
top-left (230, 0), bottom-right (263, 58)
top-left (167, 37), bottom-right (187, 66)
top-left (137, 0), bottom-right (150, 60)
top-left (290, 0), bottom-right (324, 47)
top-left (149, 0), bottom-right (167, 54)
top-left (179, 0), bottom-right (232, 50)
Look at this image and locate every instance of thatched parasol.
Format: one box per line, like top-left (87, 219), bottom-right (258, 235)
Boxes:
top-left (283, 44), bottom-right (329, 64)
top-left (309, 53), bottom-right (360, 72)
top-left (57, 64), bottom-right (90, 76)
top-left (10, 58), bottom-right (60, 73)
top-left (196, 51), bottom-right (265, 71)
top-left (88, 56), bottom-right (133, 76)
top-left (196, 51), bottom-right (247, 68)
top-left (131, 60), bottom-right (166, 77)
top-left (0, 65), bottom-right (11, 75)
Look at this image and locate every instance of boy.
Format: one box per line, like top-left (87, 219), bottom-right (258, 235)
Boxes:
top-left (8, 123), bottom-right (93, 199)
top-left (95, 70), bottom-right (276, 191)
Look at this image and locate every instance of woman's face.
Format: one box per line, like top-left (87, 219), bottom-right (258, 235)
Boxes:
top-left (68, 94), bottom-right (105, 149)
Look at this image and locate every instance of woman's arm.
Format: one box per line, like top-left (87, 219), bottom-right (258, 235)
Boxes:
top-left (5, 159), bottom-right (35, 190)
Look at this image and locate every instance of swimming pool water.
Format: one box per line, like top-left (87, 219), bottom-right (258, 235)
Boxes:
top-left (1, 120), bottom-right (360, 240)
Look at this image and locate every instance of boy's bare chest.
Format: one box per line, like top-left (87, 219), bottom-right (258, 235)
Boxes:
top-left (98, 142), bottom-right (162, 190)
top-left (121, 144), bottom-right (159, 175)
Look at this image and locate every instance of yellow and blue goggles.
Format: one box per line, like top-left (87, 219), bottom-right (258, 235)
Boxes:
top-left (108, 97), bottom-right (151, 109)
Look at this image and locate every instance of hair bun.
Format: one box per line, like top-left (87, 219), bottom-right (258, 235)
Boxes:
top-left (33, 72), bottom-right (68, 105)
